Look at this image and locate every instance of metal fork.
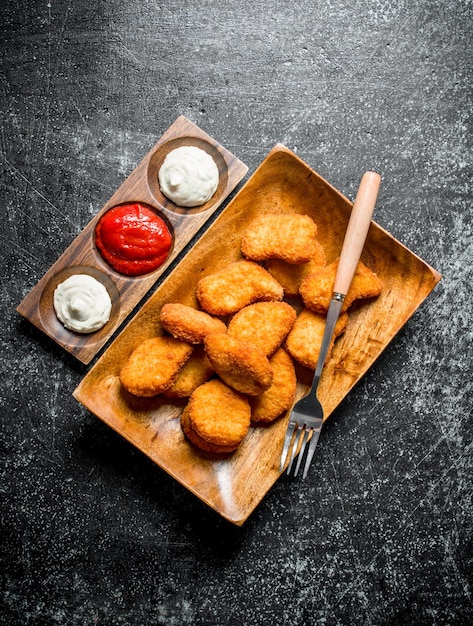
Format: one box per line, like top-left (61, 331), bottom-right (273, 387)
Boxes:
top-left (280, 171), bottom-right (381, 478)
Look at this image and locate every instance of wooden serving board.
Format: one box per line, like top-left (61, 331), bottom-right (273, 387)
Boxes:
top-left (17, 116), bottom-right (248, 364)
top-left (73, 145), bottom-right (441, 525)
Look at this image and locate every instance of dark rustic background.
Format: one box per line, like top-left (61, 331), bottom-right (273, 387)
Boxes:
top-left (1, 1), bottom-right (472, 624)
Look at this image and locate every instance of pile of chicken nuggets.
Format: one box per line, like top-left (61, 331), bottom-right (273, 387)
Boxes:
top-left (119, 213), bottom-right (383, 455)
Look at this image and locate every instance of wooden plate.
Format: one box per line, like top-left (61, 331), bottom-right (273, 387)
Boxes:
top-left (16, 116), bottom-right (248, 364)
top-left (73, 145), bottom-right (441, 525)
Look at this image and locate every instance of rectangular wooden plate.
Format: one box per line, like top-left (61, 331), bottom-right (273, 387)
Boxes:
top-left (73, 145), bottom-right (441, 525)
top-left (17, 116), bottom-right (248, 364)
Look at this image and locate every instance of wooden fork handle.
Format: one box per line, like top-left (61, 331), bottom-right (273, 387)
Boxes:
top-left (333, 171), bottom-right (381, 296)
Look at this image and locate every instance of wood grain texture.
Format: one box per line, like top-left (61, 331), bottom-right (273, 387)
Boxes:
top-left (333, 171), bottom-right (380, 295)
top-left (73, 145), bottom-right (441, 525)
top-left (16, 116), bottom-right (248, 363)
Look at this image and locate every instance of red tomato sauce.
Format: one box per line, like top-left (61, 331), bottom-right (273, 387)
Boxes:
top-left (95, 203), bottom-right (172, 276)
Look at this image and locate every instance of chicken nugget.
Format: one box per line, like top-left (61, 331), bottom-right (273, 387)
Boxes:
top-left (183, 379), bottom-right (251, 452)
top-left (227, 301), bottom-right (296, 357)
top-left (299, 259), bottom-right (383, 314)
top-left (181, 405), bottom-right (238, 454)
top-left (265, 240), bottom-right (326, 297)
top-left (250, 348), bottom-right (297, 424)
top-left (160, 303), bottom-right (226, 344)
top-left (241, 214), bottom-right (319, 264)
top-left (204, 332), bottom-right (273, 396)
top-left (164, 347), bottom-right (214, 399)
top-left (285, 308), bottom-right (349, 369)
top-left (196, 260), bottom-right (283, 316)
top-left (119, 336), bottom-right (193, 397)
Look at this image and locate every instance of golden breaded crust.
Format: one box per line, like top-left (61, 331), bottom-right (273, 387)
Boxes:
top-left (185, 379), bottom-right (251, 449)
top-left (265, 240), bottom-right (326, 297)
top-left (181, 405), bottom-right (239, 454)
top-left (227, 301), bottom-right (296, 357)
top-left (196, 260), bottom-right (283, 316)
top-left (241, 214), bottom-right (319, 264)
top-left (250, 348), bottom-right (297, 423)
top-left (119, 337), bottom-right (193, 397)
top-left (160, 303), bottom-right (226, 344)
top-left (285, 308), bottom-right (349, 369)
top-left (299, 259), bottom-right (383, 314)
top-left (345, 260), bottom-right (383, 308)
top-left (164, 347), bottom-right (215, 398)
top-left (204, 332), bottom-right (273, 396)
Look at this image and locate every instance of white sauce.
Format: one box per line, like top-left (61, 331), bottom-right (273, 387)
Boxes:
top-left (53, 274), bottom-right (112, 333)
top-left (158, 146), bottom-right (219, 207)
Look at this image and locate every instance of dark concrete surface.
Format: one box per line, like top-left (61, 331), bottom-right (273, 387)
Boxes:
top-left (1, 1), bottom-right (472, 624)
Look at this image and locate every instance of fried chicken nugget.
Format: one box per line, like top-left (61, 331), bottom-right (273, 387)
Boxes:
top-left (160, 303), bottom-right (226, 344)
top-left (227, 301), bottom-right (296, 357)
top-left (182, 379), bottom-right (251, 452)
top-left (119, 336), bottom-right (193, 397)
top-left (285, 308), bottom-right (349, 369)
top-left (299, 259), bottom-right (383, 314)
top-left (250, 348), bottom-right (297, 424)
top-left (265, 240), bottom-right (327, 297)
top-left (196, 260), bottom-right (283, 316)
top-left (164, 347), bottom-right (214, 399)
top-left (204, 332), bottom-right (273, 396)
top-left (181, 405), bottom-right (238, 454)
top-left (241, 214), bottom-right (319, 264)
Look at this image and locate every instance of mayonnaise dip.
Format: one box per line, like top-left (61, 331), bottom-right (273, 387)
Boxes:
top-left (53, 274), bottom-right (112, 333)
top-left (158, 146), bottom-right (219, 207)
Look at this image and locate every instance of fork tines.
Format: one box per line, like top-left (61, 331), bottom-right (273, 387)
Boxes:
top-left (281, 421), bottom-right (322, 479)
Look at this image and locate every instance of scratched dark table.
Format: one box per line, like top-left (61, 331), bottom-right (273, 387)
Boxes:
top-left (1, 1), bottom-right (472, 624)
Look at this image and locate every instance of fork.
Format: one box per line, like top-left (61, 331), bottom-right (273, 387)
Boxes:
top-left (280, 171), bottom-right (381, 478)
